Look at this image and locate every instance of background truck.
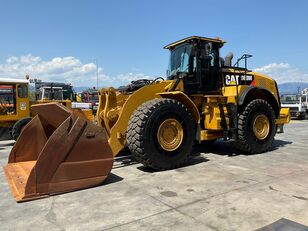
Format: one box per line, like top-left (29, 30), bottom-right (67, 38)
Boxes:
top-left (281, 92), bottom-right (308, 119)
top-left (77, 88), bottom-right (99, 113)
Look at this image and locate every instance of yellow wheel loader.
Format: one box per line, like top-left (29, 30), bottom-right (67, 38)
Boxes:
top-left (0, 78), bottom-right (31, 140)
top-left (0, 78), bottom-right (94, 141)
top-left (3, 36), bottom-right (290, 202)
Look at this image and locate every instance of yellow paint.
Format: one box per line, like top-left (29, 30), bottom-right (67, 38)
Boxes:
top-left (200, 130), bottom-right (223, 141)
top-left (276, 107), bottom-right (290, 124)
top-left (164, 36), bottom-right (225, 49)
top-left (157, 118), bottom-right (183, 151)
top-left (67, 108), bottom-right (95, 122)
top-left (104, 81), bottom-right (173, 156)
top-left (253, 114), bottom-right (270, 140)
top-left (0, 82), bottom-right (30, 127)
top-left (203, 103), bottom-right (229, 130)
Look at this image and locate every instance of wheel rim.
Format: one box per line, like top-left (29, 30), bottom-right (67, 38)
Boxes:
top-left (157, 118), bottom-right (183, 151)
top-left (253, 114), bottom-right (270, 140)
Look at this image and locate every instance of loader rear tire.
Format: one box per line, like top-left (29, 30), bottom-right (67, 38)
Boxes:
top-left (127, 98), bottom-right (195, 170)
top-left (234, 99), bottom-right (276, 154)
top-left (12, 117), bottom-right (32, 141)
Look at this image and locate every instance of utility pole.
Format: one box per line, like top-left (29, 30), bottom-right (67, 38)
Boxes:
top-left (96, 61), bottom-right (99, 90)
top-left (94, 59), bottom-right (99, 89)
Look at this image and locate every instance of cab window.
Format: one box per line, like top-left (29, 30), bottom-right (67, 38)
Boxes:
top-left (18, 84), bottom-right (28, 98)
top-left (0, 84), bottom-right (16, 114)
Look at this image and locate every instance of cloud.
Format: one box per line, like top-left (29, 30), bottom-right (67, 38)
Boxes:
top-left (0, 54), bottom-right (153, 87)
top-left (254, 63), bottom-right (308, 83)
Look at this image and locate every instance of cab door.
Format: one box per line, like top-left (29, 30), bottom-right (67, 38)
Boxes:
top-left (198, 42), bottom-right (221, 93)
top-left (183, 42), bottom-right (221, 94)
top-left (16, 83), bottom-right (30, 119)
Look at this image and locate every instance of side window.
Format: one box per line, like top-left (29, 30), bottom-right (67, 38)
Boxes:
top-left (18, 84), bottom-right (28, 98)
top-left (200, 42), bottom-right (217, 69)
top-left (206, 43), bottom-right (214, 67)
top-left (0, 84), bottom-right (16, 114)
top-left (208, 43), bottom-right (219, 68)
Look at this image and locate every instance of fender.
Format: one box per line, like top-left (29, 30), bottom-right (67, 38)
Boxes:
top-left (238, 86), bottom-right (280, 116)
top-left (238, 86), bottom-right (260, 105)
top-left (158, 91), bottom-right (200, 123)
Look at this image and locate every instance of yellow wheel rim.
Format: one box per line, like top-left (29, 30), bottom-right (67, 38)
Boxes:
top-left (157, 118), bottom-right (183, 151)
top-left (253, 114), bottom-right (270, 140)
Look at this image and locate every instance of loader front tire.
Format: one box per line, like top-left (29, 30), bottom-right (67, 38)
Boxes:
top-left (127, 98), bottom-right (195, 170)
top-left (12, 117), bottom-right (32, 140)
top-left (234, 99), bottom-right (276, 154)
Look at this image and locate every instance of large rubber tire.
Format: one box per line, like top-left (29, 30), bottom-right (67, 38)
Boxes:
top-left (12, 117), bottom-right (32, 140)
top-left (126, 98), bottom-right (195, 170)
top-left (234, 99), bottom-right (276, 154)
top-left (0, 127), bottom-right (11, 141)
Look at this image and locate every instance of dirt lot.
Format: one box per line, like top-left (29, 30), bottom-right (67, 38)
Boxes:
top-left (1, 120), bottom-right (308, 231)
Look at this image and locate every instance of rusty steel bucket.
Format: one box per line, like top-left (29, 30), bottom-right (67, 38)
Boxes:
top-left (3, 103), bottom-right (113, 202)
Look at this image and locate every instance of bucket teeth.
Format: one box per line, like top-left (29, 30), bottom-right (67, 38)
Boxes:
top-left (3, 103), bottom-right (114, 202)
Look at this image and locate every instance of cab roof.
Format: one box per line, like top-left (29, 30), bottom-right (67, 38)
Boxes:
top-left (0, 78), bottom-right (28, 84)
top-left (164, 36), bottom-right (225, 49)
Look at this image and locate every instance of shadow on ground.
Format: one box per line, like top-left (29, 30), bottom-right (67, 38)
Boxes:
top-left (195, 139), bottom-right (293, 157)
top-left (102, 173), bottom-right (124, 185)
top-left (136, 155), bottom-right (209, 173)
top-left (110, 138), bottom-right (293, 173)
top-left (271, 139), bottom-right (293, 150)
top-left (113, 152), bottom-right (139, 169)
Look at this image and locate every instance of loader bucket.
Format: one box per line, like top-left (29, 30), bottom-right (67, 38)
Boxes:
top-left (3, 103), bottom-right (113, 202)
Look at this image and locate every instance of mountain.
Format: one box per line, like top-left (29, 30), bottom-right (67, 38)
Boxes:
top-left (278, 82), bottom-right (308, 95)
top-left (73, 86), bottom-right (93, 93)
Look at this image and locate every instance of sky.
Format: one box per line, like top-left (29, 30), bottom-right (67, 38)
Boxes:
top-left (0, 0), bottom-right (308, 87)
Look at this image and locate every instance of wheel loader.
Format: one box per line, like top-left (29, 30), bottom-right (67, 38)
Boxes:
top-left (3, 36), bottom-right (290, 202)
top-left (0, 77), bottom-right (94, 141)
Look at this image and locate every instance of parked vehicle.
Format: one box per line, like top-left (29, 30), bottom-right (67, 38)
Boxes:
top-left (281, 92), bottom-right (308, 119)
top-left (0, 78), bottom-right (94, 141)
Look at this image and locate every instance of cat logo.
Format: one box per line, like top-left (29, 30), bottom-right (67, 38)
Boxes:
top-left (225, 75), bottom-right (239, 85)
top-left (224, 73), bottom-right (254, 86)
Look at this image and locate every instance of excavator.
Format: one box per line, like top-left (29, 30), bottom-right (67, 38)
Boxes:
top-left (3, 36), bottom-right (290, 202)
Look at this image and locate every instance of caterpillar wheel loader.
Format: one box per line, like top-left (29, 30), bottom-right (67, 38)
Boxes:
top-left (3, 36), bottom-right (290, 202)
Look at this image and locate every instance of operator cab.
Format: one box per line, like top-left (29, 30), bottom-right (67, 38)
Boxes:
top-left (38, 86), bottom-right (64, 100)
top-left (165, 36), bottom-right (225, 94)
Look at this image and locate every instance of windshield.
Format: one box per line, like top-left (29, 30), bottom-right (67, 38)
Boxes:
top-left (39, 88), bottom-right (63, 100)
top-left (167, 44), bottom-right (193, 79)
top-left (281, 95), bottom-right (300, 104)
